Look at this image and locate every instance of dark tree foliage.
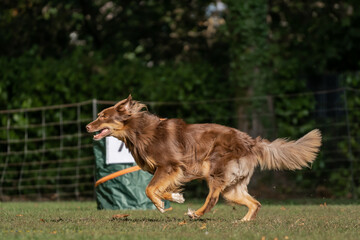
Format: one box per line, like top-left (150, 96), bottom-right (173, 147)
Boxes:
top-left (0, 0), bottom-right (360, 198)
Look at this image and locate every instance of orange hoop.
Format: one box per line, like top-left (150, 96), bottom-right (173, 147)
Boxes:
top-left (95, 165), bottom-right (141, 187)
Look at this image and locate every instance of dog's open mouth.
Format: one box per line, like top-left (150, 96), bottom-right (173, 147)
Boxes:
top-left (93, 128), bottom-right (111, 140)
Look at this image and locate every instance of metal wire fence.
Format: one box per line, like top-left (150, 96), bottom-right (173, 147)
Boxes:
top-left (0, 88), bottom-right (359, 200)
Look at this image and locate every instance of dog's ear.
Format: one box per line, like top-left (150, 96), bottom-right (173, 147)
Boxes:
top-left (114, 94), bottom-right (146, 116)
top-left (115, 95), bottom-right (133, 113)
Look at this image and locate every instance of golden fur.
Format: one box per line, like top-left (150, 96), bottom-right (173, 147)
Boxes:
top-left (86, 95), bottom-right (322, 221)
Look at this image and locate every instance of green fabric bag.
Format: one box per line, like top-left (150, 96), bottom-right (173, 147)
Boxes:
top-left (93, 138), bottom-right (169, 210)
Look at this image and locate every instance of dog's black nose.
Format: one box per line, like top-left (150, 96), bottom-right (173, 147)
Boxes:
top-left (86, 125), bottom-right (91, 132)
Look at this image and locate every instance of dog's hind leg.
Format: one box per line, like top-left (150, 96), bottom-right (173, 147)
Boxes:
top-left (222, 183), bottom-right (261, 221)
top-left (145, 166), bottom-right (183, 212)
top-left (187, 180), bottom-right (222, 219)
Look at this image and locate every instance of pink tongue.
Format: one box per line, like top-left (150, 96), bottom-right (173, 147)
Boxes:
top-left (100, 129), bottom-right (109, 134)
top-left (94, 129), bottom-right (110, 140)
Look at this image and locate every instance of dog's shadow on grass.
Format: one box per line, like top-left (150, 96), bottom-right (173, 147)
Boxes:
top-left (111, 217), bottom-right (213, 223)
top-left (47, 217), bottom-right (215, 223)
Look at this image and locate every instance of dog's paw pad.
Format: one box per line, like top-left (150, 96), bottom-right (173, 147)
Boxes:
top-left (172, 193), bottom-right (185, 203)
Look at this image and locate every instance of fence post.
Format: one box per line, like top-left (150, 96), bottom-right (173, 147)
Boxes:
top-left (344, 88), bottom-right (357, 199)
top-left (92, 99), bottom-right (98, 120)
top-left (18, 112), bottom-right (29, 198)
top-left (56, 109), bottom-right (63, 201)
top-left (0, 116), bottom-right (11, 200)
top-left (92, 99), bottom-right (98, 191)
top-left (37, 109), bottom-right (46, 200)
top-left (75, 104), bottom-right (81, 200)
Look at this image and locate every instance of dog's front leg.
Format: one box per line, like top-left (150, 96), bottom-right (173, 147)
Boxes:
top-left (162, 192), bottom-right (185, 203)
top-left (145, 167), bottom-right (183, 213)
top-left (145, 185), bottom-right (166, 213)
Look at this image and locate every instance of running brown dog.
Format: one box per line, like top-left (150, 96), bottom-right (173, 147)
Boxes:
top-left (86, 95), bottom-right (321, 221)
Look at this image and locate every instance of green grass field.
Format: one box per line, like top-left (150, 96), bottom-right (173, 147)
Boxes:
top-left (0, 200), bottom-right (359, 240)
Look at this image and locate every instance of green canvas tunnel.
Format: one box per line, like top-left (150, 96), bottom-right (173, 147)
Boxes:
top-left (93, 136), bottom-right (169, 210)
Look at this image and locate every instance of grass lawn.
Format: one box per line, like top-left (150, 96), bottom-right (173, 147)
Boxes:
top-left (0, 200), bottom-right (359, 240)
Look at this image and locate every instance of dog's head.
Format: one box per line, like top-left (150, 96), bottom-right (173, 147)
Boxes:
top-left (86, 95), bottom-right (146, 140)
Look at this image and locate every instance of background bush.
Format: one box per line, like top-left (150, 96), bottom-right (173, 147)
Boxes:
top-left (1, 0), bottom-right (360, 198)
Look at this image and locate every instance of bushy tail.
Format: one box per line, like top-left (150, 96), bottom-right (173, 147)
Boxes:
top-left (254, 129), bottom-right (322, 170)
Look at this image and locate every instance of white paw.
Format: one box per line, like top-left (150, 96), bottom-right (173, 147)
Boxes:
top-left (240, 217), bottom-right (251, 222)
top-left (171, 193), bottom-right (185, 203)
top-left (157, 201), bottom-right (165, 213)
top-left (187, 208), bottom-right (199, 219)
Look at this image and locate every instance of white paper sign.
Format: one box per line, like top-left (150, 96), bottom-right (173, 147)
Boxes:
top-left (106, 136), bottom-right (135, 164)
